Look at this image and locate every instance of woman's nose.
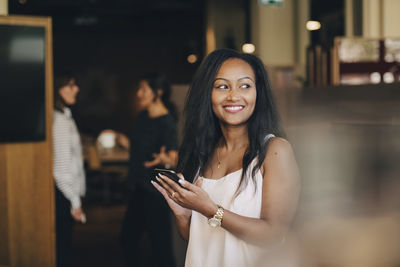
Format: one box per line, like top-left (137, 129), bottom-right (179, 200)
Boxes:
top-left (226, 88), bottom-right (239, 100)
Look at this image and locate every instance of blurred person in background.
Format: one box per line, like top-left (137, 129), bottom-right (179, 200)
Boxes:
top-left (153, 49), bottom-right (301, 267)
top-left (114, 73), bottom-right (178, 267)
top-left (53, 74), bottom-right (86, 267)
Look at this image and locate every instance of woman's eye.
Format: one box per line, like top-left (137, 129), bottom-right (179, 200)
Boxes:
top-left (240, 84), bottom-right (251, 89)
top-left (216, 84), bottom-right (228, 89)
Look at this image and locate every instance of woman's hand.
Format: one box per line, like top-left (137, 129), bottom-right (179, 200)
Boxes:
top-left (151, 176), bottom-right (191, 218)
top-left (71, 207), bottom-right (86, 223)
top-left (144, 146), bottom-right (168, 168)
top-left (154, 174), bottom-right (218, 219)
top-left (144, 146), bottom-right (178, 169)
top-left (115, 132), bottom-right (130, 149)
top-left (151, 173), bottom-right (196, 240)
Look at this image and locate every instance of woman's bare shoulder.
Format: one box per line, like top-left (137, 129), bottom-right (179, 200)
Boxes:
top-left (261, 137), bottom-right (297, 175)
top-left (266, 137), bottom-right (293, 158)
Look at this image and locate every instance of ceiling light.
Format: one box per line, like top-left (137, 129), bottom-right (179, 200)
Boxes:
top-left (306, 21), bottom-right (321, 31)
top-left (242, 43), bottom-right (256, 54)
top-left (187, 54), bottom-right (198, 64)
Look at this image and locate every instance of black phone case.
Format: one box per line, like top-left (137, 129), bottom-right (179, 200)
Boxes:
top-left (154, 168), bottom-right (184, 187)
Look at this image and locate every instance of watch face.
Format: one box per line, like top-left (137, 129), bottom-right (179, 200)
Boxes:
top-left (208, 218), bottom-right (221, 227)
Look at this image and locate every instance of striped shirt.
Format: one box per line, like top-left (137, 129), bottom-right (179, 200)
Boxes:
top-left (53, 107), bottom-right (86, 209)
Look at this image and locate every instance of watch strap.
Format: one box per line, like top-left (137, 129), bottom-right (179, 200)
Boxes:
top-left (214, 205), bottom-right (224, 222)
top-left (208, 205), bottom-right (224, 227)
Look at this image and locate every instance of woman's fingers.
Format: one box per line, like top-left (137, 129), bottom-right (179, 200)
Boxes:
top-left (194, 177), bottom-right (203, 187)
top-left (152, 180), bottom-right (181, 206)
top-left (156, 176), bottom-right (175, 195)
top-left (151, 180), bottom-right (170, 199)
top-left (152, 181), bottom-right (181, 207)
top-left (151, 179), bottom-right (165, 193)
top-left (178, 178), bottom-right (199, 192)
top-left (175, 173), bottom-right (201, 189)
top-left (71, 207), bottom-right (84, 222)
top-left (152, 180), bottom-right (192, 218)
top-left (159, 173), bottom-right (202, 197)
top-left (158, 174), bottom-right (185, 194)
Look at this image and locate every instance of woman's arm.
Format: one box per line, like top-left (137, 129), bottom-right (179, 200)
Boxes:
top-left (166, 150), bottom-right (178, 168)
top-left (175, 213), bottom-right (191, 241)
top-left (217, 138), bottom-right (300, 246)
top-left (158, 137), bottom-right (300, 246)
top-left (53, 115), bottom-right (85, 222)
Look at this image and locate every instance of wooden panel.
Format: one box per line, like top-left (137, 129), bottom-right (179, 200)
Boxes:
top-left (6, 143), bottom-right (53, 266)
top-left (0, 15), bottom-right (50, 27)
top-left (0, 16), bottom-right (55, 267)
top-left (0, 148), bottom-right (10, 266)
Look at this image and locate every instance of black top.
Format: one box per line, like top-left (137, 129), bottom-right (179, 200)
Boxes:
top-left (127, 111), bottom-right (178, 192)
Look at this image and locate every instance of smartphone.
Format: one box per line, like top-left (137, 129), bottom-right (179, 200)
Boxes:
top-left (154, 168), bottom-right (184, 187)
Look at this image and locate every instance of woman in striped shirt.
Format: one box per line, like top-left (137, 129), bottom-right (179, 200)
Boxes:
top-left (53, 74), bottom-right (86, 267)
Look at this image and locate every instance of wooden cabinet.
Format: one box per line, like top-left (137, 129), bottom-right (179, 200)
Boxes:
top-left (0, 16), bottom-right (55, 267)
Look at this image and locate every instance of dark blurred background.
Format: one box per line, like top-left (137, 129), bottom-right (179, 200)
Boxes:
top-left (9, 0), bottom-right (206, 135)
top-left (8, 0), bottom-right (353, 136)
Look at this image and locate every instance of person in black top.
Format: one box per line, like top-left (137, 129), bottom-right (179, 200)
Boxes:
top-left (117, 73), bottom-right (178, 267)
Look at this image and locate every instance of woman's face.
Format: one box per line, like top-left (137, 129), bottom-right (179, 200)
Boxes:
top-left (136, 80), bottom-right (156, 110)
top-left (59, 79), bottom-right (79, 105)
top-left (211, 58), bottom-right (257, 127)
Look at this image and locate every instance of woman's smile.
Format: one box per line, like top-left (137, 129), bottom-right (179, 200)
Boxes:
top-left (223, 104), bottom-right (245, 113)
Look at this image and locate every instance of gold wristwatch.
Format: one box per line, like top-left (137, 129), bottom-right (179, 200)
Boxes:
top-left (208, 205), bottom-right (224, 227)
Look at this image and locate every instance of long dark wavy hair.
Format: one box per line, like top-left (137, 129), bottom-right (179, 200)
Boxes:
top-left (140, 73), bottom-right (177, 119)
top-left (177, 48), bottom-right (285, 195)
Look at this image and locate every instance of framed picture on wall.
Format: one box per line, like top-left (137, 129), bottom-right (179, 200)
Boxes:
top-left (0, 19), bottom-right (50, 143)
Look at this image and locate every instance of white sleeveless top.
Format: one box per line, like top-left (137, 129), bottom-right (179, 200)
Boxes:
top-left (185, 135), bottom-right (275, 267)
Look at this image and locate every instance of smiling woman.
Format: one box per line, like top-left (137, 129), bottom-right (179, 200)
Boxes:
top-left (53, 74), bottom-right (86, 267)
top-left (152, 49), bottom-right (301, 267)
top-left (211, 58), bottom-right (257, 127)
